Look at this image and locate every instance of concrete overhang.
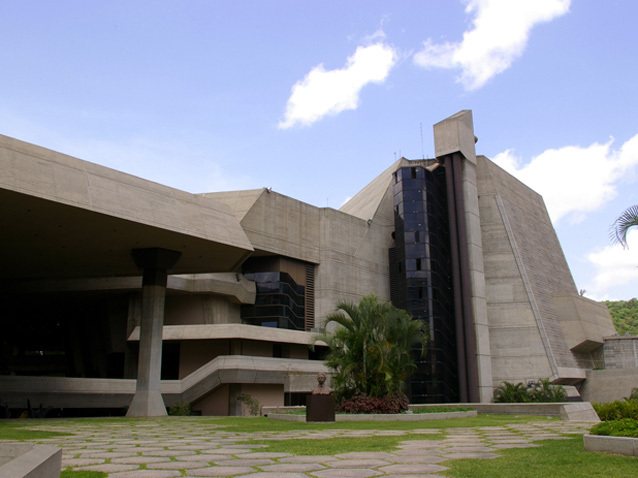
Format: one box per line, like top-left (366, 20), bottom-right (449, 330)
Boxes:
top-left (0, 135), bottom-right (254, 280)
top-left (128, 323), bottom-right (327, 346)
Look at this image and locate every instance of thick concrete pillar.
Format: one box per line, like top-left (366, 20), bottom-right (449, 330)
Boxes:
top-left (126, 248), bottom-right (181, 417)
top-left (434, 110), bottom-right (493, 403)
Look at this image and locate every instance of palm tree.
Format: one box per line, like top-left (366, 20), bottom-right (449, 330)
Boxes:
top-left (611, 205), bottom-right (638, 248)
top-left (316, 295), bottom-right (427, 402)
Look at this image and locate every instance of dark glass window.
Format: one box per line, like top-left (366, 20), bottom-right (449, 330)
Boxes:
top-left (388, 164), bottom-right (457, 403)
top-left (241, 272), bottom-right (305, 330)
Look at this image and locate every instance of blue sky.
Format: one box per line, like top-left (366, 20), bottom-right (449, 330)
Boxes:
top-left (2, 0), bottom-right (637, 300)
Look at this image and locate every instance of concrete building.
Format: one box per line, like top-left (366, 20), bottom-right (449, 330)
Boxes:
top-left (0, 111), bottom-right (630, 416)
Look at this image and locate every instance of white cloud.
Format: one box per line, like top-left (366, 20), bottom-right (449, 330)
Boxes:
top-left (492, 133), bottom-right (638, 224)
top-left (414, 0), bottom-right (571, 90)
top-left (279, 42), bottom-right (397, 129)
top-left (585, 230), bottom-right (638, 300)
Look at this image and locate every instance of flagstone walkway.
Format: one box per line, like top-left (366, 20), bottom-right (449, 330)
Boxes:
top-left (22, 417), bottom-right (593, 477)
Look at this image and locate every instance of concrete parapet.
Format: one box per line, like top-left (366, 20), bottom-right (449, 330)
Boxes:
top-left (580, 366), bottom-right (638, 403)
top-left (410, 402), bottom-right (599, 421)
top-left (0, 443), bottom-right (61, 478)
top-left (267, 410), bottom-right (477, 422)
top-left (584, 434), bottom-right (638, 457)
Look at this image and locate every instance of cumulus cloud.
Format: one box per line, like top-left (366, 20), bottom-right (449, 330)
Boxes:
top-left (279, 42), bottom-right (397, 129)
top-left (492, 133), bottom-right (638, 224)
top-left (585, 230), bottom-right (638, 300)
top-left (414, 0), bottom-right (571, 90)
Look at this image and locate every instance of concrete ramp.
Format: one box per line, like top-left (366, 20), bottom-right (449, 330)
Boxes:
top-left (0, 356), bottom-right (327, 410)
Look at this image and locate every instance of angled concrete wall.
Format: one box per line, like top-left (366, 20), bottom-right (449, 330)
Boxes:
top-left (477, 156), bottom-right (615, 387)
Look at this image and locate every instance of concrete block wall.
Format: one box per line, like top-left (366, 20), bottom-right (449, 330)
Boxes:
top-left (603, 336), bottom-right (638, 369)
top-left (580, 367), bottom-right (638, 402)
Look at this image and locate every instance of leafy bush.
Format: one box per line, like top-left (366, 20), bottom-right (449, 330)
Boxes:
top-left (237, 393), bottom-right (262, 416)
top-left (528, 378), bottom-right (568, 402)
top-left (590, 418), bottom-right (638, 438)
top-left (337, 394), bottom-right (409, 414)
top-left (493, 381), bottom-right (530, 403)
top-left (168, 401), bottom-right (191, 416)
top-left (593, 399), bottom-right (638, 421)
top-left (493, 379), bottom-right (567, 403)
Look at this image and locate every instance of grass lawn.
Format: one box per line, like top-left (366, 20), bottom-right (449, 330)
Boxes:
top-left (0, 419), bottom-right (72, 440)
top-left (445, 435), bottom-right (638, 478)
top-left (2, 415), bottom-right (636, 477)
top-left (246, 432), bottom-right (443, 455)
top-left (61, 472), bottom-right (106, 478)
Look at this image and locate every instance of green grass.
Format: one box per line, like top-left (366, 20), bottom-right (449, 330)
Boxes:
top-left (61, 471), bottom-right (106, 478)
top-left (445, 435), bottom-right (638, 478)
top-left (246, 432), bottom-right (442, 455)
top-left (0, 420), bottom-right (73, 440)
top-left (205, 414), bottom-right (556, 433)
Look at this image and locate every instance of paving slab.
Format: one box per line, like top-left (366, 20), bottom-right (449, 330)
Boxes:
top-left (441, 452), bottom-right (501, 459)
top-left (174, 453), bottom-right (233, 461)
top-left (390, 455), bottom-right (448, 464)
top-left (233, 473), bottom-right (311, 478)
top-left (186, 466), bottom-right (256, 476)
top-left (279, 455), bottom-right (338, 463)
top-left (323, 458), bottom-right (390, 467)
top-left (75, 463), bottom-right (140, 472)
top-left (108, 471), bottom-right (182, 478)
top-left (259, 463), bottom-right (326, 472)
top-left (311, 469), bottom-right (383, 478)
top-left (146, 461), bottom-right (211, 469)
top-left (213, 458), bottom-right (275, 466)
top-left (378, 464), bottom-right (449, 474)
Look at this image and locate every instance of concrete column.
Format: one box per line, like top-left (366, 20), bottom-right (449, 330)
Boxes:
top-left (126, 248), bottom-right (181, 417)
top-left (434, 110), bottom-right (493, 403)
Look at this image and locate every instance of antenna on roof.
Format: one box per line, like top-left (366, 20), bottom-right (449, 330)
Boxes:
top-left (420, 122), bottom-right (425, 160)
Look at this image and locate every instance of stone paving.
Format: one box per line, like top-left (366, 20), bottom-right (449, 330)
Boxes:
top-left (17, 417), bottom-right (593, 477)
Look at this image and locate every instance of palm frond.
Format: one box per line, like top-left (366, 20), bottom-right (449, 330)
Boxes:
top-left (610, 205), bottom-right (638, 248)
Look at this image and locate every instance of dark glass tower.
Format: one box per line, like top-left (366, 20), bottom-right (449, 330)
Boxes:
top-left (389, 164), bottom-right (458, 403)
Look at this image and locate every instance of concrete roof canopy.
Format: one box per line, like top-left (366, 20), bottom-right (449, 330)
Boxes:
top-left (0, 135), bottom-right (254, 280)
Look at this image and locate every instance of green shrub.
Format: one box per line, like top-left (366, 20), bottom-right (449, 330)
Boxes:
top-left (237, 393), bottom-right (262, 416)
top-left (493, 379), bottom-right (567, 403)
top-left (168, 401), bottom-right (191, 416)
top-left (337, 394), bottom-right (408, 414)
top-left (593, 399), bottom-right (638, 421)
top-left (590, 418), bottom-right (638, 438)
top-left (528, 378), bottom-right (568, 402)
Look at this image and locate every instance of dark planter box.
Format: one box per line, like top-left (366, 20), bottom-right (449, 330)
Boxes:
top-left (306, 394), bottom-right (336, 422)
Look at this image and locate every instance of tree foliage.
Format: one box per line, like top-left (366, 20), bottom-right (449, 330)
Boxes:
top-left (603, 298), bottom-right (638, 336)
top-left (316, 295), bottom-right (427, 403)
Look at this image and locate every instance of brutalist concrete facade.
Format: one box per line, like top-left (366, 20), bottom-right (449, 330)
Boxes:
top-left (0, 111), bottom-right (626, 416)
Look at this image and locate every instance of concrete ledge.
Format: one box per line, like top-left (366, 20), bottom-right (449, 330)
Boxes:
top-left (268, 410), bottom-right (477, 422)
top-left (0, 443), bottom-right (61, 478)
top-left (584, 434), bottom-right (638, 457)
top-left (415, 402), bottom-right (600, 421)
top-left (266, 402), bottom-right (600, 422)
